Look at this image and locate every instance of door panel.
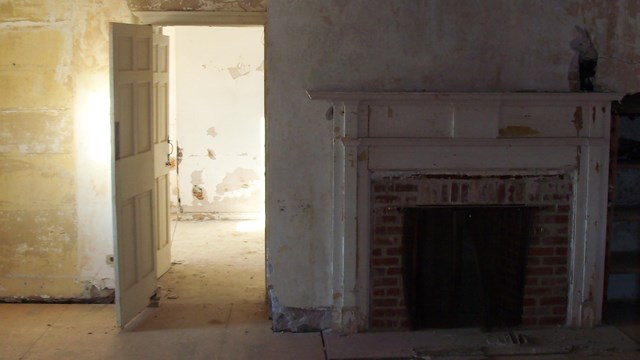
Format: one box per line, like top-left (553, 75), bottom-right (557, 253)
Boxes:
top-left (111, 22), bottom-right (157, 328)
top-left (153, 32), bottom-right (172, 278)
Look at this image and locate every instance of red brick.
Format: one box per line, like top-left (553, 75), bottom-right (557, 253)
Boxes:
top-left (371, 320), bottom-right (394, 328)
top-left (387, 226), bottom-right (403, 235)
top-left (373, 298), bottom-right (397, 307)
top-left (526, 267), bottom-right (554, 276)
top-left (555, 247), bottom-right (568, 256)
top-left (555, 266), bottom-right (568, 275)
top-left (387, 267), bottom-right (402, 276)
top-left (386, 247), bottom-right (402, 256)
top-left (375, 195), bottom-right (399, 204)
top-left (372, 257), bottom-right (399, 266)
top-left (385, 309), bottom-right (407, 317)
top-left (553, 306), bottom-right (567, 315)
top-left (542, 256), bottom-right (566, 266)
top-left (529, 247), bottom-right (554, 256)
top-left (386, 288), bottom-right (400, 296)
top-left (540, 277), bottom-right (566, 286)
top-left (381, 215), bottom-right (399, 223)
top-left (540, 296), bottom-right (567, 306)
top-left (521, 317), bottom-right (538, 326)
top-left (524, 287), bottom-right (552, 296)
top-left (372, 277), bottom-right (398, 287)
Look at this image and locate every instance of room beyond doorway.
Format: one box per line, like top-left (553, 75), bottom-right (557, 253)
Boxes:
top-left (164, 26), bottom-right (265, 218)
top-left (159, 26), bottom-right (265, 305)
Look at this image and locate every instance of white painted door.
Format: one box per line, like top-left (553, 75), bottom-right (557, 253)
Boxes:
top-left (111, 23), bottom-right (157, 328)
top-left (153, 32), bottom-right (172, 277)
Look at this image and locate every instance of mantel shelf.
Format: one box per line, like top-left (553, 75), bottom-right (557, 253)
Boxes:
top-left (307, 91), bottom-right (623, 104)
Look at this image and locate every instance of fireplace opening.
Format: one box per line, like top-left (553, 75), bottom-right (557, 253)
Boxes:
top-left (403, 206), bottom-right (535, 330)
top-left (370, 175), bottom-right (572, 330)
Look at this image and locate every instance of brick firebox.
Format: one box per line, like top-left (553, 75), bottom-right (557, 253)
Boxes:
top-left (370, 174), bottom-right (572, 330)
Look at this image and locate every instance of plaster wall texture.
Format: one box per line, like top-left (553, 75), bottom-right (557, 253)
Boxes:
top-left (168, 26), bottom-right (264, 214)
top-left (0, 0), bottom-right (133, 299)
top-left (265, 0), bottom-right (640, 316)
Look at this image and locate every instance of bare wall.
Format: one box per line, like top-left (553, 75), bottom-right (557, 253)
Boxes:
top-left (0, 0), bottom-right (133, 299)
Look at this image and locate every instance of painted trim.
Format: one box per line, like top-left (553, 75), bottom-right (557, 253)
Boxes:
top-left (133, 11), bottom-right (266, 26)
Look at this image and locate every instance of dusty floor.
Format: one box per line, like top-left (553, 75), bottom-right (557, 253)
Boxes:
top-left (1, 219), bottom-right (639, 360)
top-left (0, 219), bottom-right (324, 360)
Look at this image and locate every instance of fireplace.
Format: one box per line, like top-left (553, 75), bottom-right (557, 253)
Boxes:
top-left (307, 91), bottom-right (621, 332)
top-left (370, 175), bottom-right (571, 330)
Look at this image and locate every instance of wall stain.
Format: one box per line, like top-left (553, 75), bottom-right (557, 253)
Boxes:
top-left (357, 150), bottom-right (368, 161)
top-left (498, 126), bottom-right (540, 137)
top-left (207, 127), bottom-right (218, 138)
top-left (573, 106), bottom-right (584, 135)
top-left (207, 148), bottom-right (216, 160)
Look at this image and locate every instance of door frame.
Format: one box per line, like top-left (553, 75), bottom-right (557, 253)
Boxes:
top-left (112, 12), bottom-right (268, 313)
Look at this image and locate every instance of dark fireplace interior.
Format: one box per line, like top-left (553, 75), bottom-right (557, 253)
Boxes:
top-left (403, 206), bottom-right (535, 330)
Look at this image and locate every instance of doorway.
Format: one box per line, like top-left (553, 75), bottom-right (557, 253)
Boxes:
top-left (160, 25), bottom-right (265, 310)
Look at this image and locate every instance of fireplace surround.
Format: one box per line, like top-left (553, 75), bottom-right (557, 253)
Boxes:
top-left (307, 91), bottom-right (621, 332)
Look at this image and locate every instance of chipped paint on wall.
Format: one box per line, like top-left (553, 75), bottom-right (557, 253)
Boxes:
top-left (169, 26), bottom-right (264, 214)
top-left (215, 168), bottom-right (259, 196)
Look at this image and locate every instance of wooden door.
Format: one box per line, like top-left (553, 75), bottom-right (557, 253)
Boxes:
top-left (153, 32), bottom-right (172, 277)
top-left (111, 23), bottom-right (157, 328)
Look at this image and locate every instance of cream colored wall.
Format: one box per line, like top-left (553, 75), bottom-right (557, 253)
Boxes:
top-left (168, 26), bottom-right (264, 215)
top-left (0, 0), bottom-right (132, 299)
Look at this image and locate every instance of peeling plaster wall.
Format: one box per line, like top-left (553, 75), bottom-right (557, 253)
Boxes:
top-left (169, 26), bottom-right (264, 214)
top-left (127, 0), bottom-right (266, 12)
top-left (0, 0), bottom-right (133, 299)
top-left (265, 0), bottom-right (640, 329)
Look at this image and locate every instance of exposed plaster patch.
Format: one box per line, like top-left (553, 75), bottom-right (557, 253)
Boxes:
top-left (227, 62), bottom-right (252, 79)
top-left (207, 126), bottom-right (217, 138)
top-left (215, 168), bottom-right (259, 195)
top-left (192, 184), bottom-right (205, 200)
top-left (268, 287), bottom-right (332, 332)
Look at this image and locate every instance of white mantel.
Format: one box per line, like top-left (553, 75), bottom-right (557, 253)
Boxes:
top-left (307, 91), bottom-right (622, 332)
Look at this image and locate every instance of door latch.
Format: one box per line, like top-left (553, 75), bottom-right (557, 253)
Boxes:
top-left (166, 139), bottom-right (174, 166)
